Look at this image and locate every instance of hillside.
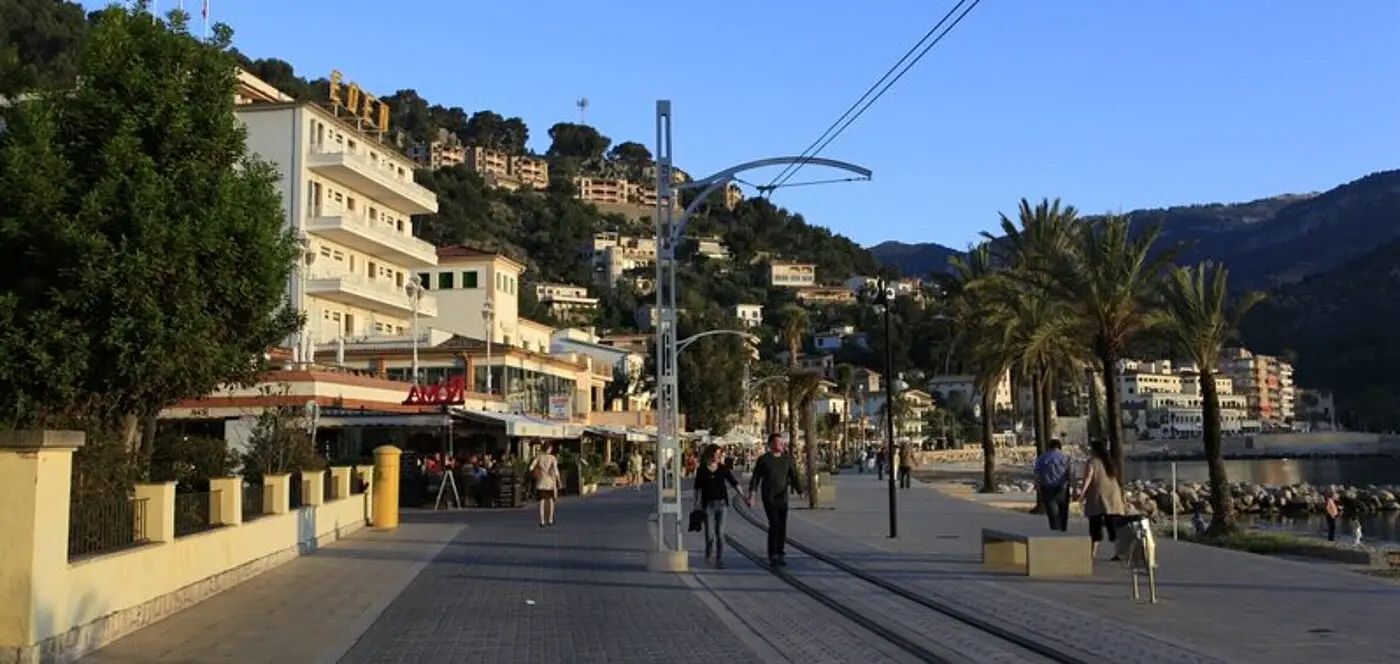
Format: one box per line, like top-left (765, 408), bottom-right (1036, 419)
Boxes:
top-left (870, 173), bottom-right (1400, 290)
top-left (1240, 236), bottom-right (1400, 431)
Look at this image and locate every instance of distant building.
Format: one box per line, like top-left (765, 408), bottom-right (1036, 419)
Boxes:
top-left (535, 283), bottom-right (599, 322)
top-left (406, 129), bottom-right (466, 169)
top-left (460, 146), bottom-right (549, 190)
top-left (769, 261), bottom-right (817, 288)
top-left (731, 304), bottom-right (763, 328)
top-left (796, 287), bottom-right (856, 306)
top-left (1116, 358), bottom-right (1257, 438)
top-left (1218, 348), bottom-right (1296, 429)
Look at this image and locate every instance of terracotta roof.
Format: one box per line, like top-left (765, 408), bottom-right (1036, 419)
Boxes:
top-left (436, 245), bottom-right (526, 272)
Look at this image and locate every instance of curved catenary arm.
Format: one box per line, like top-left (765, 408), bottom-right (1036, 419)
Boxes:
top-left (676, 329), bottom-right (760, 354)
top-left (668, 156), bottom-right (872, 241)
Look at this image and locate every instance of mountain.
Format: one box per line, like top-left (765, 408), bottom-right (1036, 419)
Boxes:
top-left (869, 171), bottom-right (1400, 290)
top-left (1240, 235), bottom-right (1400, 430)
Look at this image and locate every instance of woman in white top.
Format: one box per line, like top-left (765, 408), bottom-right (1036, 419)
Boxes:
top-left (530, 443), bottom-right (563, 527)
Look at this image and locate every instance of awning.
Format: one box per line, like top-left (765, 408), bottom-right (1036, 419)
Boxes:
top-left (453, 409), bottom-right (574, 439)
top-left (317, 412), bottom-right (452, 428)
top-left (586, 425), bottom-right (651, 442)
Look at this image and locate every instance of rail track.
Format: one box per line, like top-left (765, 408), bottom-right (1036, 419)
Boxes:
top-left (724, 504), bottom-right (1086, 664)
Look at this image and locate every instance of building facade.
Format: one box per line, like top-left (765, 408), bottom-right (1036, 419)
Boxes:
top-left (535, 283), bottom-right (599, 322)
top-left (1116, 359), bottom-right (1258, 438)
top-left (1218, 348), bottom-right (1296, 429)
top-left (731, 304), bottom-right (763, 328)
top-left (770, 261), bottom-right (817, 288)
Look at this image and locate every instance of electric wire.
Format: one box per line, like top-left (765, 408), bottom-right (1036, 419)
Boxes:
top-left (762, 0), bottom-right (982, 195)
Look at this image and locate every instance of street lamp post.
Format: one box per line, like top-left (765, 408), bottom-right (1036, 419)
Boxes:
top-left (297, 237), bottom-right (317, 366)
top-left (649, 99), bottom-right (872, 569)
top-left (406, 275), bottom-right (423, 384)
top-left (874, 280), bottom-right (899, 539)
top-left (482, 297), bottom-right (495, 395)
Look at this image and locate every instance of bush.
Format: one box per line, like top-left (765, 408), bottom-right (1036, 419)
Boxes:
top-left (240, 405), bottom-right (323, 480)
top-left (150, 432), bottom-right (237, 492)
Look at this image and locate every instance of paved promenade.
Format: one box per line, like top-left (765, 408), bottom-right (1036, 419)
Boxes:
top-left (79, 488), bottom-right (918, 663)
top-left (781, 470), bottom-right (1400, 664)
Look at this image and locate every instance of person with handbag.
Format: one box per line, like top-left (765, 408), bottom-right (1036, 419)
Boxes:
top-left (692, 443), bottom-right (749, 568)
top-left (746, 433), bottom-right (804, 567)
top-left (529, 443), bottom-right (563, 528)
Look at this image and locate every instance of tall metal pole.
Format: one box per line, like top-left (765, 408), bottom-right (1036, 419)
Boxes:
top-left (881, 281), bottom-right (899, 539)
top-left (483, 298), bottom-right (494, 395)
top-left (654, 100), bottom-right (682, 554)
top-left (408, 276), bottom-right (421, 384)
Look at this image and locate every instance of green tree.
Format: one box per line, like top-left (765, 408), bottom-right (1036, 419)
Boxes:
top-left (947, 244), bottom-right (1012, 493)
top-left (608, 140), bottom-right (652, 179)
top-left (0, 7), bottom-right (301, 463)
top-left (1147, 262), bottom-right (1264, 535)
top-left (0, 0), bottom-right (87, 95)
top-left (546, 122), bottom-right (610, 161)
top-left (462, 110), bottom-right (529, 153)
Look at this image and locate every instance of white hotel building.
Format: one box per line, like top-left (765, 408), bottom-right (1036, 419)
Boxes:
top-left (1117, 360), bottom-right (1260, 438)
top-left (236, 101), bottom-right (441, 351)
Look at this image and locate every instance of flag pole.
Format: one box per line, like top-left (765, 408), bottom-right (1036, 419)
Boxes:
top-left (201, 0), bottom-right (209, 39)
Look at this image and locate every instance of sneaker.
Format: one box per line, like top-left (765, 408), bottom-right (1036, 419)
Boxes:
top-left (775, 556), bottom-right (787, 567)
top-left (714, 558), bottom-right (725, 569)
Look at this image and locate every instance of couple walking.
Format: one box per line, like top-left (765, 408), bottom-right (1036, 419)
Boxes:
top-left (1035, 438), bottom-right (1126, 559)
top-left (692, 433), bottom-right (803, 568)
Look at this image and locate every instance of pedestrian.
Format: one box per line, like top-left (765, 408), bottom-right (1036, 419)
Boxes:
top-left (747, 433), bottom-right (804, 567)
top-left (1033, 438), bottom-right (1072, 532)
top-left (629, 449), bottom-right (644, 490)
top-left (1324, 492), bottom-right (1340, 541)
top-left (694, 443), bottom-right (750, 568)
top-left (898, 442), bottom-right (914, 489)
top-left (1079, 437), bottom-right (1127, 560)
top-left (876, 448), bottom-right (887, 480)
top-left (529, 443), bottom-right (563, 527)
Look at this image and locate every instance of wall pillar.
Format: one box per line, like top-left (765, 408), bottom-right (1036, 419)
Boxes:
top-left (208, 477), bottom-right (242, 526)
top-left (263, 473), bottom-right (290, 514)
top-left (0, 430), bottom-right (84, 653)
top-left (303, 470), bottom-right (326, 506)
top-left (329, 467), bottom-right (353, 501)
top-left (133, 482), bottom-right (176, 543)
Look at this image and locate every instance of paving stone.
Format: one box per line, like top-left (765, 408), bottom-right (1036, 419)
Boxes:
top-left (780, 472), bottom-right (1400, 664)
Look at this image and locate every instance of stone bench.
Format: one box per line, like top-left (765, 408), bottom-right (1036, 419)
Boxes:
top-left (980, 528), bottom-right (1092, 578)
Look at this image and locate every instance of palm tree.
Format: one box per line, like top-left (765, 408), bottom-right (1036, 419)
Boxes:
top-left (984, 198), bottom-right (1081, 455)
top-left (835, 363), bottom-right (856, 461)
top-left (1040, 214), bottom-right (1174, 472)
top-left (778, 305), bottom-right (809, 438)
top-left (948, 244), bottom-right (1013, 493)
top-left (1147, 262), bottom-right (1264, 535)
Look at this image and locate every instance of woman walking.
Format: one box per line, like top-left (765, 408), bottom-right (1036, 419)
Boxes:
top-left (530, 443), bottom-right (563, 527)
top-left (693, 443), bottom-right (750, 568)
top-left (1079, 438), bottom-right (1127, 560)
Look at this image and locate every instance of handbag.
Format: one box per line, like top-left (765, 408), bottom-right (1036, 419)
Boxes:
top-left (688, 506), bottom-right (706, 532)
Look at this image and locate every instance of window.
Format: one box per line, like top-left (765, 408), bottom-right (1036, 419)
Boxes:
top-left (438, 272), bottom-right (455, 290)
top-left (463, 271), bottom-right (479, 288)
top-left (417, 273), bottom-right (431, 289)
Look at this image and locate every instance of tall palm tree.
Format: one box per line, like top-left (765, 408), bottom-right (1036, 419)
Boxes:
top-left (1040, 214), bottom-right (1174, 472)
top-left (778, 305), bottom-right (809, 438)
top-left (948, 244), bottom-right (1014, 493)
top-left (835, 363), bottom-right (856, 461)
top-left (984, 197), bottom-right (1081, 454)
top-left (1147, 262), bottom-right (1264, 535)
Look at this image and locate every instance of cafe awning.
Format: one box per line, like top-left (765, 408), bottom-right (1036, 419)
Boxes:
top-left (452, 409), bottom-right (574, 439)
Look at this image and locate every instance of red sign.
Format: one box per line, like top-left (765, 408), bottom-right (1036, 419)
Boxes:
top-left (403, 376), bottom-right (466, 406)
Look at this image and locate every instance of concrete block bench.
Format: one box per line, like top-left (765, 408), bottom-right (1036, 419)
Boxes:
top-left (980, 528), bottom-right (1093, 578)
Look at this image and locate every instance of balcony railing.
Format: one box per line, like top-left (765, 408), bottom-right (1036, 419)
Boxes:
top-left (306, 270), bottom-right (438, 317)
top-left (307, 144), bottom-right (438, 214)
top-left (308, 204), bottom-right (436, 265)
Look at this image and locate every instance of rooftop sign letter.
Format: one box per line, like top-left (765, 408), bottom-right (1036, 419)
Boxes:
top-left (327, 69), bottom-right (391, 133)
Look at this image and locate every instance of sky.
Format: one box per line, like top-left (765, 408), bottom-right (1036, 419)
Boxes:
top-left (104, 0), bottom-right (1400, 249)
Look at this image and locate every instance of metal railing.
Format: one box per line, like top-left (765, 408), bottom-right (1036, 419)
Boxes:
top-left (242, 483), bottom-right (266, 521)
top-left (323, 468), bottom-right (336, 502)
top-left (351, 468), bottom-right (368, 495)
top-left (174, 491), bottom-right (221, 537)
top-left (289, 471), bottom-right (304, 509)
top-left (307, 204), bottom-right (435, 256)
top-left (69, 495), bottom-right (149, 560)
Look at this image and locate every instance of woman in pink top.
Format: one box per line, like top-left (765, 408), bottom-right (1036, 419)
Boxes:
top-left (1324, 492), bottom-right (1341, 542)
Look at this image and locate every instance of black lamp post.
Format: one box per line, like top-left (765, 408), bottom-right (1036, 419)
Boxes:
top-left (874, 280), bottom-right (898, 539)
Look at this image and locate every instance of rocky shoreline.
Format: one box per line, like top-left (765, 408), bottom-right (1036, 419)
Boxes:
top-left (984, 478), bottom-right (1400, 516)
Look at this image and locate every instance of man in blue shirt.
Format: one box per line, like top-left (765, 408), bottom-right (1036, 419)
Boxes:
top-left (1033, 438), bottom-right (1072, 531)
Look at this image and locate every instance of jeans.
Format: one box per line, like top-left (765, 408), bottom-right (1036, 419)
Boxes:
top-left (762, 498), bottom-right (789, 560)
top-left (703, 503), bottom-right (727, 559)
top-left (1326, 515), bottom-right (1337, 541)
top-left (1040, 484), bottom-right (1070, 531)
top-left (898, 466), bottom-right (911, 489)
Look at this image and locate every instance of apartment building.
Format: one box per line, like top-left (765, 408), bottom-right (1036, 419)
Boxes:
top-left (814, 326), bottom-right (855, 353)
top-left (237, 100), bottom-right (441, 351)
top-left (723, 182), bottom-right (744, 210)
top-left (1116, 359), bottom-right (1257, 438)
top-left (588, 233), bottom-right (657, 286)
top-left (574, 176), bottom-right (630, 205)
top-left (412, 246), bottom-right (524, 345)
top-left (551, 328), bottom-right (650, 412)
top-left (731, 304), bottom-right (763, 328)
top-left (770, 261), bottom-right (817, 288)
top-left (235, 69), bottom-right (294, 105)
top-left (634, 305), bottom-right (688, 332)
top-left (463, 146), bottom-right (550, 190)
top-left (1218, 347), bottom-right (1296, 429)
top-left (843, 275), bottom-right (921, 298)
top-left (692, 236), bottom-right (731, 261)
top-left (535, 283), bottom-right (599, 322)
top-left (406, 129), bottom-right (466, 169)
top-left (926, 372), bottom-right (1014, 414)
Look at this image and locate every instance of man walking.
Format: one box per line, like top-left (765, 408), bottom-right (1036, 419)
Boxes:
top-left (1034, 438), bottom-right (1072, 531)
top-left (747, 433), bottom-right (804, 566)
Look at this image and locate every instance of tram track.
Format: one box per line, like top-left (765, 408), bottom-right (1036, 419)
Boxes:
top-left (725, 504), bottom-right (1086, 664)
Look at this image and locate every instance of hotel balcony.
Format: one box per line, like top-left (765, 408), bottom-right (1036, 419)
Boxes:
top-left (306, 145), bottom-right (439, 215)
top-left (305, 271), bottom-right (438, 319)
top-left (305, 205), bottom-right (438, 267)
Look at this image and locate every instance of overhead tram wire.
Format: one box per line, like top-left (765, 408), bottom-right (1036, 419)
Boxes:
top-left (761, 0), bottom-right (982, 196)
top-left (762, 0), bottom-right (971, 192)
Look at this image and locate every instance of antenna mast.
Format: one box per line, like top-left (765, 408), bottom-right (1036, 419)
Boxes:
top-left (577, 97), bottom-right (590, 125)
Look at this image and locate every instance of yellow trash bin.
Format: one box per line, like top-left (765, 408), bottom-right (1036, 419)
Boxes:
top-left (371, 445), bottom-right (402, 530)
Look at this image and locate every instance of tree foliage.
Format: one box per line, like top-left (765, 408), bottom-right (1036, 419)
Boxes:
top-left (0, 7), bottom-right (300, 438)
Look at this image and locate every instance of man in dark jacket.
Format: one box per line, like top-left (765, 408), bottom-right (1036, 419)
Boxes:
top-left (747, 432), bottom-right (804, 566)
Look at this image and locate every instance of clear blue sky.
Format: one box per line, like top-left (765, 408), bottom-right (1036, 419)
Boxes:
top-left (113, 0), bottom-right (1400, 249)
